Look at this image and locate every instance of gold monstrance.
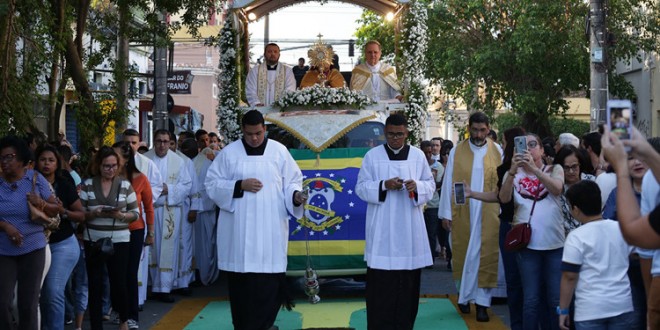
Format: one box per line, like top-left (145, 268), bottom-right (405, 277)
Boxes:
top-left (307, 34), bottom-right (335, 86)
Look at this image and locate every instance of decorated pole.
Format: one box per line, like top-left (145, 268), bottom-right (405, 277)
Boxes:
top-left (399, 0), bottom-right (429, 144)
top-left (216, 13), bottom-right (243, 141)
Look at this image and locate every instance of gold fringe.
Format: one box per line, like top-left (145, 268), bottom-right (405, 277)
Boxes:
top-left (265, 113), bottom-right (377, 153)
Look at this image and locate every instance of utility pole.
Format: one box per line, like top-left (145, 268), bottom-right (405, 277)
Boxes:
top-left (153, 9), bottom-right (169, 131)
top-left (589, 0), bottom-right (608, 131)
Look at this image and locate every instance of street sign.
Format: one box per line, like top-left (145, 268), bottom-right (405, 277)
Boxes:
top-left (147, 70), bottom-right (194, 94)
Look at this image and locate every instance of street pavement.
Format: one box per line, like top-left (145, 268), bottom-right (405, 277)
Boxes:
top-left (70, 257), bottom-right (510, 329)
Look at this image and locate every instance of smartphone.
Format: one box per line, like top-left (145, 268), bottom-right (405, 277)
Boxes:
top-left (454, 182), bottom-right (466, 205)
top-left (607, 99), bottom-right (633, 141)
top-left (101, 206), bottom-right (119, 213)
top-left (514, 136), bottom-right (527, 154)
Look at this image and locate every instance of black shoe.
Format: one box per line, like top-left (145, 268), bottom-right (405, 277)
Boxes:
top-left (476, 304), bottom-right (490, 322)
top-left (447, 261), bottom-right (452, 271)
top-left (158, 293), bottom-right (175, 303)
top-left (175, 287), bottom-right (192, 296)
top-left (458, 303), bottom-right (470, 314)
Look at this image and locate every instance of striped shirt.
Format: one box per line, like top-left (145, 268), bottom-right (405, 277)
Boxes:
top-left (80, 176), bottom-right (139, 243)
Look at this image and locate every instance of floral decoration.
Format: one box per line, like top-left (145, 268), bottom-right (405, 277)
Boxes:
top-left (273, 84), bottom-right (375, 111)
top-left (399, 0), bottom-right (430, 144)
top-left (216, 16), bottom-right (242, 141)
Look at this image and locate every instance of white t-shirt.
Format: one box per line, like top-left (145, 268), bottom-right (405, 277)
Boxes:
top-left (596, 172), bottom-right (617, 211)
top-left (562, 219), bottom-right (633, 322)
top-left (506, 165), bottom-right (565, 250)
top-left (639, 170), bottom-right (660, 275)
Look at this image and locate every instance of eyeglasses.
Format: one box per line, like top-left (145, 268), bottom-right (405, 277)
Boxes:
top-left (386, 132), bottom-right (406, 139)
top-left (527, 141), bottom-right (539, 148)
top-left (102, 164), bottom-right (118, 171)
top-left (0, 153), bottom-right (17, 163)
top-left (154, 139), bottom-right (170, 145)
top-left (563, 164), bottom-right (580, 173)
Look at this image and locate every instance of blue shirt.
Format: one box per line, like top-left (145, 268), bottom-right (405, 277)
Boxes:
top-left (0, 169), bottom-right (52, 256)
top-left (602, 188), bottom-right (642, 221)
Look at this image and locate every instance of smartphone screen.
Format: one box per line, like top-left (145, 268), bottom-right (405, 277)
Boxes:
top-left (607, 100), bottom-right (633, 140)
top-left (454, 183), bottom-right (466, 205)
top-left (514, 136), bottom-right (527, 154)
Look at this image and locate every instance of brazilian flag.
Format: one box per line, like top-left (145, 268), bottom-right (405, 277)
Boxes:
top-left (287, 147), bottom-right (370, 273)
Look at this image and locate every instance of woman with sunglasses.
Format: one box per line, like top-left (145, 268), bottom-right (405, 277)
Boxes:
top-left (80, 146), bottom-right (140, 330)
top-left (34, 145), bottom-right (85, 330)
top-left (0, 136), bottom-right (62, 330)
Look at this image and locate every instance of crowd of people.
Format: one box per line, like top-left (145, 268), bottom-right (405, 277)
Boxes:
top-left (419, 113), bottom-right (660, 330)
top-left (0, 127), bottom-right (228, 330)
top-left (3, 38), bottom-right (660, 330)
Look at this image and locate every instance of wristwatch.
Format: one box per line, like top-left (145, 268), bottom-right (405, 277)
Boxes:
top-left (556, 306), bottom-right (569, 315)
top-left (147, 231), bottom-right (155, 238)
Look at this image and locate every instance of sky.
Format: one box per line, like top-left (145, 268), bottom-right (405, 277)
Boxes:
top-left (248, 1), bottom-right (366, 68)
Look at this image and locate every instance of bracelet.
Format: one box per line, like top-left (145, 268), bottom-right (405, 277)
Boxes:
top-left (556, 306), bottom-right (569, 315)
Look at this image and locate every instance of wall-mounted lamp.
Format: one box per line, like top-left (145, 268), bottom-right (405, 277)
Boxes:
top-left (385, 12), bottom-right (394, 21)
top-left (247, 12), bottom-right (257, 21)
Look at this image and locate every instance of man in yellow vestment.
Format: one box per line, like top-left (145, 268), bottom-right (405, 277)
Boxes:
top-left (438, 112), bottom-right (502, 323)
top-left (350, 40), bottom-right (402, 102)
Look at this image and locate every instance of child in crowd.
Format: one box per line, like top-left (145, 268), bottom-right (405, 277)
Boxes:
top-left (558, 180), bottom-right (633, 329)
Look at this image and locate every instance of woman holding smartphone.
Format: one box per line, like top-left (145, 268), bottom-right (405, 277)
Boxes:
top-left (499, 133), bottom-right (565, 330)
top-left (80, 146), bottom-right (140, 330)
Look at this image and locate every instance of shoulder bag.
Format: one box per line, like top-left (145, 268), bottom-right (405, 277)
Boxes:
top-left (28, 172), bottom-right (61, 230)
top-left (504, 166), bottom-right (544, 252)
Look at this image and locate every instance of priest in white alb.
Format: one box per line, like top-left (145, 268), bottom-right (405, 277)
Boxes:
top-left (356, 114), bottom-right (435, 329)
top-left (350, 40), bottom-right (403, 102)
top-left (172, 137), bottom-right (202, 293)
top-left (144, 129), bottom-right (192, 303)
top-left (245, 43), bottom-right (296, 107)
top-left (192, 147), bottom-right (219, 285)
top-left (205, 110), bottom-right (307, 330)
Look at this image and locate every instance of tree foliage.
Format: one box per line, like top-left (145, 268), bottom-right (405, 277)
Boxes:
top-left (354, 0), bottom-right (660, 138)
top-left (354, 10), bottom-right (396, 61)
top-left (0, 0), bottom-right (220, 145)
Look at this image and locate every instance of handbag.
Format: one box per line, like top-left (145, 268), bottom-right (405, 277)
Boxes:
top-left (28, 172), bottom-right (61, 230)
top-left (504, 166), bottom-right (543, 252)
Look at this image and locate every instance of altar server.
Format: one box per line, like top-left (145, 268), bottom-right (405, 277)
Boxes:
top-left (205, 110), bottom-right (306, 329)
top-left (356, 114), bottom-right (435, 329)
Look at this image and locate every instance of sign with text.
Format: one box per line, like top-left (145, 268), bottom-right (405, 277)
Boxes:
top-left (148, 70), bottom-right (193, 94)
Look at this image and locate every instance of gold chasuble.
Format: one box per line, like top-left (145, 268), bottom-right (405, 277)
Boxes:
top-left (450, 139), bottom-right (501, 287)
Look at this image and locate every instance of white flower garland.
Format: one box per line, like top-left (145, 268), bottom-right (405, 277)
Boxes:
top-left (273, 85), bottom-right (374, 111)
top-left (216, 17), bottom-right (242, 141)
top-left (400, 0), bottom-right (429, 144)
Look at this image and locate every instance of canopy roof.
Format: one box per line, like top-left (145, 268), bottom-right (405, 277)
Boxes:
top-left (231, 0), bottom-right (408, 18)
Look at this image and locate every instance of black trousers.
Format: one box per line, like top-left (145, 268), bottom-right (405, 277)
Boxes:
top-left (85, 241), bottom-right (129, 330)
top-left (226, 271), bottom-right (287, 330)
top-left (0, 247), bottom-right (45, 330)
top-left (127, 229), bottom-right (144, 321)
top-left (366, 267), bottom-right (422, 330)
